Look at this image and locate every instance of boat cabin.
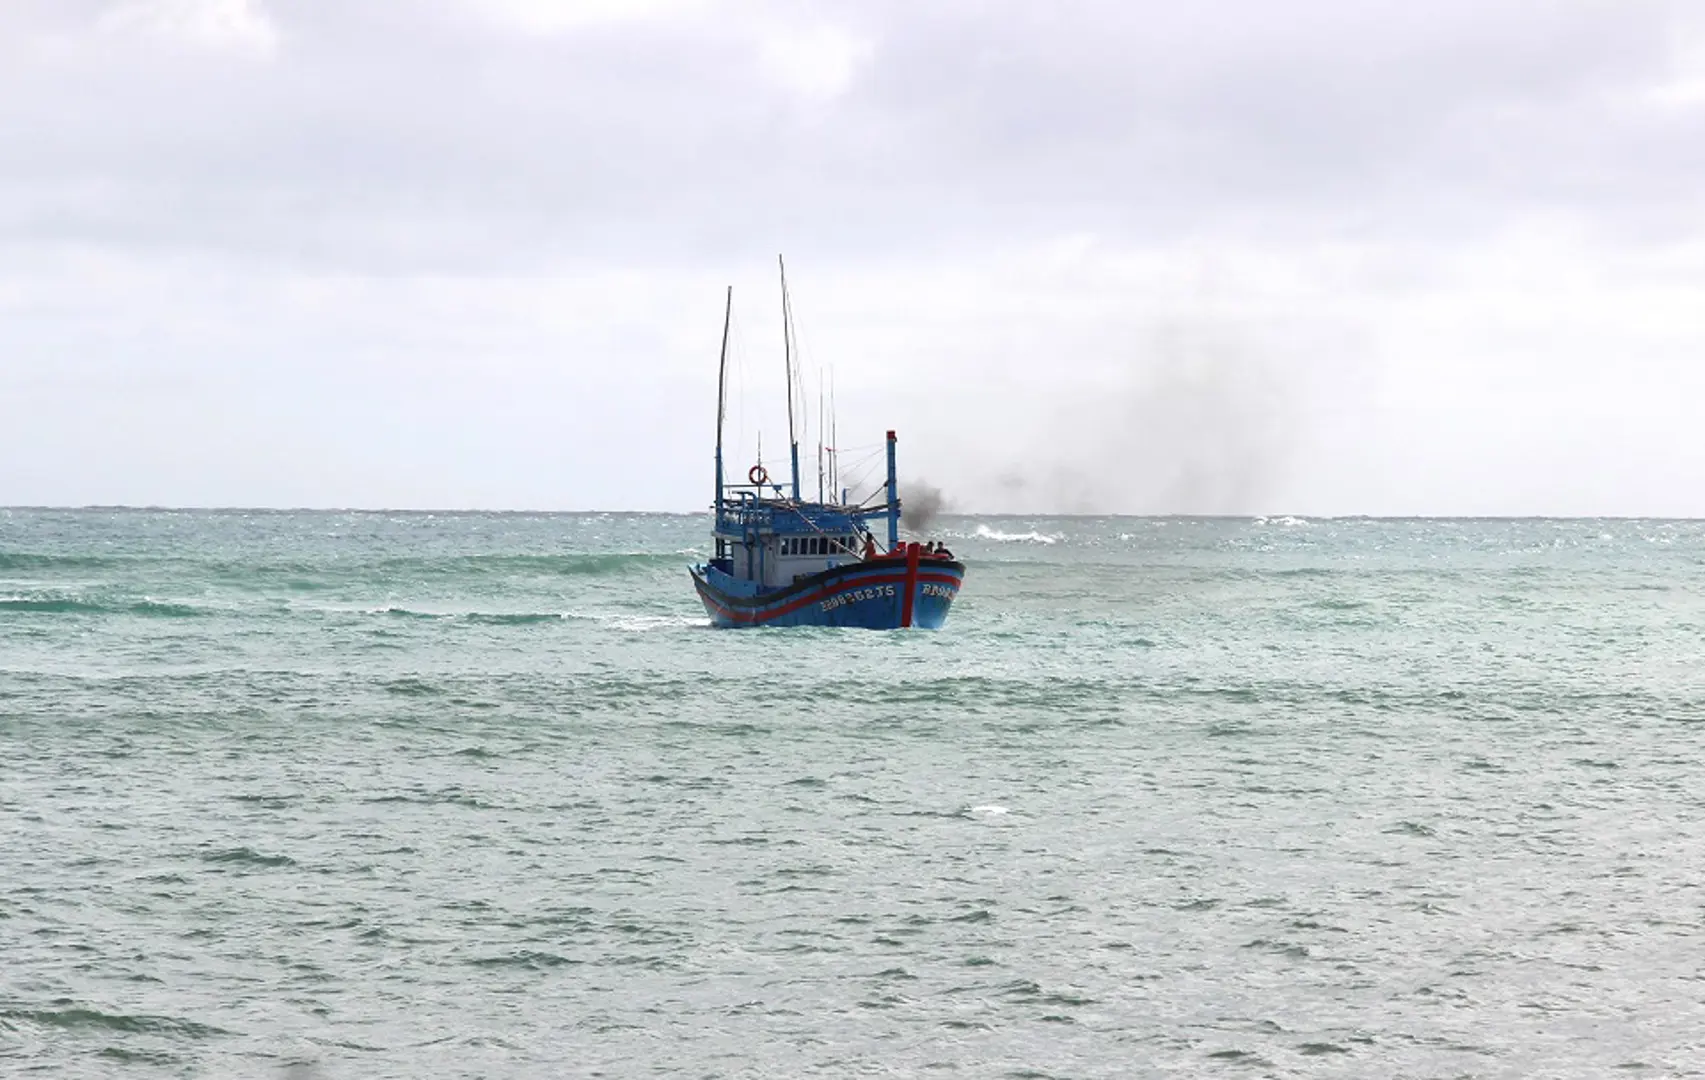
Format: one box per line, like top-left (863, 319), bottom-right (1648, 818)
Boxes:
top-left (708, 496), bottom-right (870, 589)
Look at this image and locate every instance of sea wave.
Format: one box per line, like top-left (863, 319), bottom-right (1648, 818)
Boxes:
top-left (0, 596), bottom-right (208, 617)
top-left (327, 606), bottom-right (697, 629)
top-left (0, 552), bottom-right (124, 571)
top-left (5, 551), bottom-right (690, 591)
top-left (0, 1007), bottom-right (230, 1039)
top-left (374, 552), bottom-right (687, 578)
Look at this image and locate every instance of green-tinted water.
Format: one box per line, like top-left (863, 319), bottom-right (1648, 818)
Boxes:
top-left (4, 511), bottom-right (1704, 1077)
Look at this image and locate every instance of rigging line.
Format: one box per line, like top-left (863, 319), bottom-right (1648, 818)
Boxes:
top-left (839, 454), bottom-right (883, 484)
top-left (847, 475), bottom-right (887, 504)
top-left (838, 454), bottom-right (885, 486)
top-left (784, 261), bottom-right (813, 463)
top-left (727, 310), bottom-right (749, 468)
top-left (714, 285), bottom-right (731, 515)
top-left (838, 453), bottom-right (879, 477)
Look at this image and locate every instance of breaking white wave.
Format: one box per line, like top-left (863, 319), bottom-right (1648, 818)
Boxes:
top-left (563, 610), bottom-right (704, 632)
top-left (973, 525), bottom-right (1060, 545)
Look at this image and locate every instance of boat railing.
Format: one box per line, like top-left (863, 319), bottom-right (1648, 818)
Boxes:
top-left (713, 494), bottom-right (879, 536)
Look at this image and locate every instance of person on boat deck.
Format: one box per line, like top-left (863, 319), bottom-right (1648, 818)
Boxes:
top-left (925, 541), bottom-right (937, 555)
top-left (862, 532), bottom-right (877, 561)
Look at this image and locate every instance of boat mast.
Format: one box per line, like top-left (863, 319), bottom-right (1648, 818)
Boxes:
top-left (714, 286), bottom-right (732, 546)
top-left (817, 374), bottom-right (825, 504)
top-left (779, 254), bottom-right (801, 501)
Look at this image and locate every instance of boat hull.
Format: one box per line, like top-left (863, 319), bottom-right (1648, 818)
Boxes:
top-left (691, 553), bottom-right (964, 629)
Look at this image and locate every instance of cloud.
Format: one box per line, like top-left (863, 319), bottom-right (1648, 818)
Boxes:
top-left (759, 22), bottom-right (872, 100)
top-left (97, 0), bottom-right (278, 57)
top-left (6, 0), bottom-right (1698, 269)
top-left (460, 0), bottom-right (707, 35)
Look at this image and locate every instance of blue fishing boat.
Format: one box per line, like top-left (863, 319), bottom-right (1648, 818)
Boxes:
top-left (689, 259), bottom-right (965, 629)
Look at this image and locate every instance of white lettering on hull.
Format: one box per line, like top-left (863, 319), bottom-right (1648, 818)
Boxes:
top-left (819, 584), bottom-right (897, 612)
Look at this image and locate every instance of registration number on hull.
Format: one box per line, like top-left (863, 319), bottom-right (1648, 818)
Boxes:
top-left (821, 584), bottom-right (896, 612)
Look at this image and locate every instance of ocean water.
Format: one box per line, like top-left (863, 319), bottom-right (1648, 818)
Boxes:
top-left (3, 510), bottom-right (1705, 1079)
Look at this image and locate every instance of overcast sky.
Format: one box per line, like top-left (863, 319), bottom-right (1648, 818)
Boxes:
top-left (3, 0), bottom-right (1703, 514)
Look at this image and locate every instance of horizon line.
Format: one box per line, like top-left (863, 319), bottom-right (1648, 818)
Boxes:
top-left (5, 505), bottom-right (1705, 522)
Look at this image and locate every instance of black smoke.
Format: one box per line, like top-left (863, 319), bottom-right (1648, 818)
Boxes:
top-left (900, 480), bottom-right (947, 532)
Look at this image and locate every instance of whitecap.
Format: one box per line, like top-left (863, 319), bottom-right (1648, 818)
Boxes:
top-left (562, 610), bottom-right (703, 632)
top-left (974, 525), bottom-right (1059, 545)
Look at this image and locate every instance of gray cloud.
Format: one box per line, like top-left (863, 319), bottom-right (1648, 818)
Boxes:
top-left (3, 1), bottom-right (1698, 269)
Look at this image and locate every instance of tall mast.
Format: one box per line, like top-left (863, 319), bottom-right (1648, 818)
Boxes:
top-left (714, 285), bottom-right (732, 517)
top-left (779, 254), bottom-right (801, 501)
top-left (885, 429), bottom-right (900, 550)
top-left (817, 374), bottom-right (825, 504)
top-left (830, 369), bottom-right (840, 502)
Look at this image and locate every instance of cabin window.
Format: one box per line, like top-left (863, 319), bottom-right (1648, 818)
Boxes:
top-left (811, 538), bottom-right (821, 555)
